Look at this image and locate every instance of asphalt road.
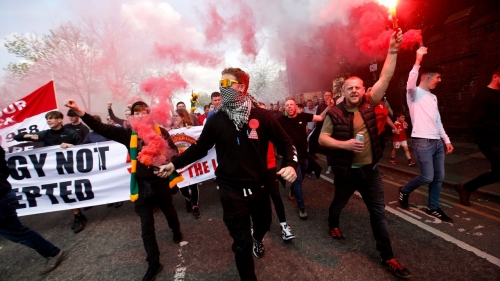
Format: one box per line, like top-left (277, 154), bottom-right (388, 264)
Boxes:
top-left (1, 157), bottom-right (500, 281)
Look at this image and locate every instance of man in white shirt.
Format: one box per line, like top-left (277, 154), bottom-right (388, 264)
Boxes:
top-left (399, 47), bottom-right (454, 222)
top-left (303, 99), bottom-right (317, 133)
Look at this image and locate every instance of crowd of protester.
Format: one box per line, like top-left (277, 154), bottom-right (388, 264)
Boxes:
top-left (2, 28), bottom-right (500, 281)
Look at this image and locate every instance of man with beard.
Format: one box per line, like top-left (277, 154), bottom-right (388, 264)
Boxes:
top-left (64, 100), bottom-right (182, 281)
top-left (157, 68), bottom-right (297, 281)
top-left (319, 30), bottom-right (411, 279)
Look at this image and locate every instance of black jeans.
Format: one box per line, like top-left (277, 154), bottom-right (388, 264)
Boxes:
top-left (328, 165), bottom-right (394, 260)
top-left (266, 168), bottom-right (286, 223)
top-left (219, 181), bottom-right (272, 281)
top-left (180, 184), bottom-right (199, 206)
top-left (0, 190), bottom-right (60, 258)
top-left (464, 145), bottom-right (500, 192)
top-left (134, 178), bottom-right (180, 265)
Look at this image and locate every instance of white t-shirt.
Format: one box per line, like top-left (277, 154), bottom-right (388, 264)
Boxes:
top-left (303, 105), bottom-right (317, 130)
top-left (406, 65), bottom-right (450, 143)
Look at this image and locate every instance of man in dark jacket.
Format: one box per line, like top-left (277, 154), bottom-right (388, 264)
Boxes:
top-left (319, 30), bottom-right (411, 279)
top-left (157, 68), bottom-right (297, 281)
top-left (64, 99), bottom-right (181, 281)
top-left (455, 63), bottom-right (500, 206)
top-left (13, 111), bottom-right (87, 233)
top-left (0, 143), bottom-right (65, 276)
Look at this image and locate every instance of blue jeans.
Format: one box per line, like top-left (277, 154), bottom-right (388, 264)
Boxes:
top-left (328, 165), bottom-right (394, 260)
top-left (402, 138), bottom-right (445, 209)
top-left (0, 190), bottom-right (60, 258)
top-left (290, 158), bottom-right (308, 209)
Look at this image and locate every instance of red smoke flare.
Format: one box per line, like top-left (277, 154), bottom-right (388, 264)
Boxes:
top-left (129, 113), bottom-right (177, 167)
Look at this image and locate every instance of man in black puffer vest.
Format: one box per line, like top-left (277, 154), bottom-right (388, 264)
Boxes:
top-left (319, 29), bottom-right (411, 280)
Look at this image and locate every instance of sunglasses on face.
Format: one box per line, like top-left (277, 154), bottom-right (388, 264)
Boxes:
top-left (220, 79), bottom-right (239, 88)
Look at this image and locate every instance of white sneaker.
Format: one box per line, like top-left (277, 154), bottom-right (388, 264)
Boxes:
top-left (326, 166), bottom-right (332, 174)
top-left (281, 224), bottom-right (295, 241)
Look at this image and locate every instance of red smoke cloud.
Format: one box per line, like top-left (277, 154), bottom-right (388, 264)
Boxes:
top-left (204, 3), bottom-right (225, 44)
top-left (139, 72), bottom-right (188, 127)
top-left (199, 0), bottom-right (258, 57)
top-left (153, 43), bottom-right (222, 67)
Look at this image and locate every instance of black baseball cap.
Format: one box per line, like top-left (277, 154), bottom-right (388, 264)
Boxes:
top-left (130, 101), bottom-right (149, 113)
top-left (67, 109), bottom-right (78, 117)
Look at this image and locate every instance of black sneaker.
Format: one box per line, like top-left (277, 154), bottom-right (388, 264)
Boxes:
top-left (142, 263), bottom-right (163, 281)
top-left (398, 186), bottom-right (409, 209)
top-left (73, 213), bottom-right (87, 234)
top-left (426, 207), bottom-right (453, 223)
top-left (192, 207), bottom-right (201, 219)
top-left (455, 183), bottom-right (471, 206)
top-left (252, 237), bottom-right (265, 259)
top-left (382, 258), bottom-right (411, 279)
top-left (173, 231), bottom-right (183, 244)
top-left (329, 227), bottom-right (345, 243)
top-left (39, 250), bottom-right (65, 275)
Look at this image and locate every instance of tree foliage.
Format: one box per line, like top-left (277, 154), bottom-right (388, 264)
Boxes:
top-left (4, 22), bottom-right (102, 111)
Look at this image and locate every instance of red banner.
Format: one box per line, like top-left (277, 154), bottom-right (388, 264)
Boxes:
top-left (0, 81), bottom-right (57, 130)
top-left (0, 81), bottom-right (58, 151)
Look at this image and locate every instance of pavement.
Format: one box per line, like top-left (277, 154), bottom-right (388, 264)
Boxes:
top-left (376, 139), bottom-right (500, 200)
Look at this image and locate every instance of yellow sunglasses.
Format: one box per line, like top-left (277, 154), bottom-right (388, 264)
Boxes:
top-left (220, 78), bottom-right (239, 87)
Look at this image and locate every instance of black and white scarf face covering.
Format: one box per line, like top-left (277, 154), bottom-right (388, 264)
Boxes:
top-left (219, 87), bottom-right (259, 131)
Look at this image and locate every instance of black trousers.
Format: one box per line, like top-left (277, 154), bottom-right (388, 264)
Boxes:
top-left (464, 145), bottom-right (500, 192)
top-left (266, 168), bottom-right (286, 223)
top-left (219, 181), bottom-right (272, 281)
top-left (134, 178), bottom-right (180, 265)
top-left (328, 165), bottom-right (394, 260)
top-left (180, 184), bottom-right (199, 206)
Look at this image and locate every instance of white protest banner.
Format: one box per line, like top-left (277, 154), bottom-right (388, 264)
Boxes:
top-left (169, 126), bottom-right (217, 188)
top-left (6, 141), bottom-right (130, 217)
top-left (0, 81), bottom-right (58, 153)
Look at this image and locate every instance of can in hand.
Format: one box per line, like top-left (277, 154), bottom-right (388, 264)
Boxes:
top-left (356, 133), bottom-right (364, 142)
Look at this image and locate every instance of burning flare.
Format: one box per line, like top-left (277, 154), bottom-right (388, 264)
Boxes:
top-left (378, 0), bottom-right (398, 29)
